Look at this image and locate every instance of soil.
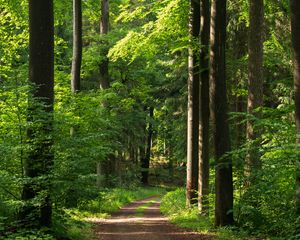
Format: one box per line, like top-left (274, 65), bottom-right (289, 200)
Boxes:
top-left (92, 197), bottom-right (215, 240)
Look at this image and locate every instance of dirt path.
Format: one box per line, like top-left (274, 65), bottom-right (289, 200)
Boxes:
top-left (92, 197), bottom-right (214, 240)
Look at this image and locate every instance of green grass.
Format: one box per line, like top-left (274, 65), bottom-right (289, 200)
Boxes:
top-left (160, 188), bottom-right (257, 240)
top-left (57, 186), bottom-right (166, 239)
top-left (78, 186), bottom-right (165, 215)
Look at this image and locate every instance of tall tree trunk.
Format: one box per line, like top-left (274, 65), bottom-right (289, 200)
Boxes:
top-left (99, 0), bottom-right (110, 89)
top-left (20, 0), bottom-right (54, 227)
top-left (186, 0), bottom-right (200, 208)
top-left (198, 0), bottom-right (210, 215)
top-left (290, 0), bottom-right (300, 215)
top-left (141, 107), bottom-right (153, 185)
top-left (232, 22), bottom-right (247, 149)
top-left (97, 0), bottom-right (111, 187)
top-left (245, 0), bottom-right (264, 180)
top-left (71, 0), bottom-right (82, 93)
top-left (210, 0), bottom-right (234, 226)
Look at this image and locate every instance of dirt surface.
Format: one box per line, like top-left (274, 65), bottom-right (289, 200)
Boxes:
top-left (92, 197), bottom-right (214, 240)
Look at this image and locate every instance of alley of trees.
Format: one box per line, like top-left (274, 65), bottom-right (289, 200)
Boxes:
top-left (0, 0), bottom-right (300, 239)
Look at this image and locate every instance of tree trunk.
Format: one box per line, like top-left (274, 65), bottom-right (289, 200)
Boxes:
top-left (290, 0), bottom-right (300, 215)
top-left (20, 0), bottom-right (54, 227)
top-left (97, 0), bottom-right (112, 187)
top-left (231, 21), bottom-right (247, 149)
top-left (210, 0), bottom-right (234, 226)
top-left (141, 107), bottom-right (153, 185)
top-left (71, 0), bottom-right (82, 93)
top-left (198, 0), bottom-right (210, 215)
top-left (245, 0), bottom-right (264, 180)
top-left (99, 0), bottom-right (110, 89)
top-left (186, 0), bottom-right (200, 208)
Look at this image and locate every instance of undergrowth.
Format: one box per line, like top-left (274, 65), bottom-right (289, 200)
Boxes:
top-left (2, 186), bottom-right (165, 240)
top-left (160, 188), bottom-right (255, 240)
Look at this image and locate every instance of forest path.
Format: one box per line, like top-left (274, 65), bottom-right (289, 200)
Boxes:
top-left (92, 196), bottom-right (214, 240)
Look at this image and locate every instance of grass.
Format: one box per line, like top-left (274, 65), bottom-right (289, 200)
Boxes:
top-left (160, 188), bottom-right (257, 240)
top-left (58, 186), bottom-right (166, 239)
top-left (135, 199), bottom-right (157, 216)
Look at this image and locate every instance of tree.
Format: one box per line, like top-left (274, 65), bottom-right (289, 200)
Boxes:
top-left (245, 0), bottom-right (264, 181)
top-left (71, 0), bottom-right (82, 93)
top-left (20, 0), bottom-right (54, 227)
top-left (198, 0), bottom-right (210, 215)
top-left (99, 0), bottom-right (110, 89)
top-left (97, 0), bottom-right (111, 187)
top-left (141, 106), bottom-right (153, 185)
top-left (186, 0), bottom-right (200, 207)
top-left (210, 0), bottom-right (234, 226)
top-left (290, 0), bottom-right (300, 215)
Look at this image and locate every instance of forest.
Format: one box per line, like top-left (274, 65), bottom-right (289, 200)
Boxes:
top-left (0, 0), bottom-right (300, 239)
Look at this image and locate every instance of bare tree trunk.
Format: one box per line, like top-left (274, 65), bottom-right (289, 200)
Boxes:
top-left (99, 0), bottom-right (110, 89)
top-left (290, 0), bottom-right (300, 215)
top-left (97, 0), bottom-right (112, 187)
top-left (245, 0), bottom-right (264, 181)
top-left (20, 0), bottom-right (54, 227)
top-left (231, 21), bottom-right (247, 149)
top-left (198, 0), bottom-right (210, 215)
top-left (141, 107), bottom-right (153, 185)
top-left (71, 0), bottom-right (82, 93)
top-left (186, 0), bottom-right (200, 208)
top-left (210, 0), bottom-right (234, 226)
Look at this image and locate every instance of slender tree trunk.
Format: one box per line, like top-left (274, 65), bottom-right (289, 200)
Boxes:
top-left (290, 0), bottom-right (300, 215)
top-left (71, 0), bottom-right (82, 93)
top-left (168, 146), bottom-right (174, 181)
top-left (97, 0), bottom-right (112, 187)
top-left (210, 0), bottom-right (234, 226)
top-left (198, 0), bottom-right (210, 215)
top-left (141, 107), bottom-right (153, 185)
top-left (20, 0), bottom-right (54, 227)
top-left (186, 0), bottom-right (200, 208)
top-left (245, 0), bottom-right (264, 180)
top-left (99, 0), bottom-right (110, 89)
top-left (231, 21), bottom-right (247, 149)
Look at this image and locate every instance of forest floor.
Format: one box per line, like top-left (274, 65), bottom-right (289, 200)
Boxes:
top-left (90, 196), bottom-right (215, 240)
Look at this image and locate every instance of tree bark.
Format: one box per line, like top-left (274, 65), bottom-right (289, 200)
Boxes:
top-left (198, 0), bottom-right (210, 215)
top-left (245, 0), bottom-right (264, 180)
top-left (99, 0), bottom-right (110, 89)
top-left (97, 0), bottom-right (112, 187)
top-left (210, 0), bottom-right (234, 226)
top-left (20, 0), bottom-right (54, 227)
top-left (186, 0), bottom-right (200, 208)
top-left (232, 22), bottom-right (247, 149)
top-left (141, 107), bottom-right (153, 185)
top-left (71, 0), bottom-right (82, 93)
top-left (290, 0), bottom-right (300, 215)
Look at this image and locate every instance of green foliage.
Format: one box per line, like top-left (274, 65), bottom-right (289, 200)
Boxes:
top-left (233, 104), bottom-right (297, 238)
top-left (161, 188), bottom-right (253, 240)
top-left (77, 187), bottom-right (165, 215)
top-left (3, 230), bottom-right (55, 240)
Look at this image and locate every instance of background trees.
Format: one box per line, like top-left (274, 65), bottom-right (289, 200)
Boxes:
top-left (0, 0), bottom-right (299, 239)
